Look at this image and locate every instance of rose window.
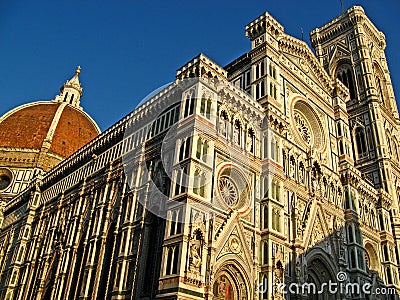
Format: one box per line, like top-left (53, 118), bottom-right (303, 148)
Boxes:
top-left (294, 112), bottom-right (311, 145)
top-left (292, 100), bottom-right (326, 152)
top-left (218, 177), bottom-right (238, 207)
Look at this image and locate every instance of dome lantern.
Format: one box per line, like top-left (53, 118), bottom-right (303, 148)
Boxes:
top-left (54, 66), bottom-right (83, 109)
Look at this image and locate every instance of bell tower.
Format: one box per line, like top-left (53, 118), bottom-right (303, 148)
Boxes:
top-left (311, 6), bottom-right (400, 191)
top-left (311, 6), bottom-right (400, 288)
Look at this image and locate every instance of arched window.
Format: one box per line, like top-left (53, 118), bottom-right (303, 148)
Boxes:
top-left (179, 137), bottom-right (191, 161)
top-left (387, 267), bottom-right (393, 284)
top-left (393, 138), bottom-right (399, 161)
top-left (337, 123), bottom-right (342, 136)
top-left (196, 138), bottom-right (202, 159)
top-left (263, 242), bottom-right (268, 264)
top-left (350, 249), bottom-right (357, 268)
top-left (165, 245), bottom-right (180, 275)
top-left (387, 135), bottom-right (392, 156)
top-left (271, 137), bottom-right (277, 161)
top-left (373, 63), bottom-right (391, 109)
top-left (262, 274), bottom-right (268, 299)
top-left (193, 168), bottom-right (206, 197)
top-left (263, 177), bottom-right (269, 198)
top-left (339, 140), bottom-right (344, 155)
top-left (263, 205), bottom-right (268, 229)
top-left (200, 97), bottom-right (206, 115)
top-left (183, 94), bottom-right (190, 117)
top-left (196, 137), bottom-right (208, 162)
top-left (347, 224), bottom-right (354, 243)
top-left (23, 227), bottom-right (30, 238)
top-left (193, 169), bottom-right (201, 195)
top-left (184, 138), bottom-right (191, 159)
top-left (357, 74), bottom-right (364, 92)
top-left (336, 64), bottom-right (356, 100)
top-left (183, 93), bottom-right (195, 118)
top-left (170, 211), bottom-right (177, 236)
top-left (366, 128), bottom-right (373, 150)
top-left (272, 208), bottom-right (280, 232)
top-left (200, 173), bottom-right (206, 197)
top-left (271, 180), bottom-right (277, 199)
top-left (202, 142), bottom-right (208, 162)
top-left (206, 99), bottom-right (212, 117)
top-left (355, 127), bottom-right (367, 157)
top-left (17, 245), bottom-right (25, 262)
top-left (10, 270), bottom-right (18, 285)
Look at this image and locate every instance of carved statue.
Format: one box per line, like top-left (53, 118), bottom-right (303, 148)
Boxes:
top-left (298, 167), bottom-right (304, 184)
top-left (219, 118), bottom-right (226, 137)
top-left (189, 241), bottom-right (201, 270)
top-left (290, 160), bottom-right (295, 178)
top-left (233, 127), bottom-right (239, 143)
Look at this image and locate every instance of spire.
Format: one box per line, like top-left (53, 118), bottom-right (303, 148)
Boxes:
top-left (63, 66), bottom-right (83, 95)
top-left (53, 66), bottom-right (83, 109)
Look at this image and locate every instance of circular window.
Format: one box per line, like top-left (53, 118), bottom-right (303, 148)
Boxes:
top-left (218, 177), bottom-right (239, 207)
top-left (291, 100), bottom-right (325, 152)
top-left (0, 168), bottom-right (12, 191)
top-left (216, 165), bottom-right (251, 212)
top-left (294, 111), bottom-right (312, 146)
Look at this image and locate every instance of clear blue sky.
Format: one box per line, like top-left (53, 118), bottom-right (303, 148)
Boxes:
top-left (1, 0), bottom-right (399, 131)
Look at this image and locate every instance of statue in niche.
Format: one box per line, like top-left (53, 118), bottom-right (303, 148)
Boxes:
top-left (298, 167), bottom-right (305, 184)
top-left (233, 127), bottom-right (239, 144)
top-left (321, 181), bottom-right (326, 198)
top-left (192, 211), bottom-right (203, 224)
top-left (337, 229), bottom-right (345, 259)
top-left (296, 216), bottom-right (304, 238)
top-left (189, 231), bottom-right (202, 271)
top-left (189, 243), bottom-right (201, 269)
top-left (289, 159), bottom-right (295, 178)
top-left (295, 259), bottom-right (302, 282)
top-left (246, 132), bottom-right (254, 152)
top-left (219, 118), bottom-right (227, 137)
top-left (311, 176), bottom-right (318, 192)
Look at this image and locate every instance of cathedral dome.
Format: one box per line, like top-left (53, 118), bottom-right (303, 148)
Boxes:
top-left (0, 67), bottom-right (100, 172)
top-left (0, 101), bottom-right (99, 158)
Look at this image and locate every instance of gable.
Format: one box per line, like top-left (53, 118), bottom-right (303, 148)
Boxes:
top-left (279, 34), bottom-right (334, 94)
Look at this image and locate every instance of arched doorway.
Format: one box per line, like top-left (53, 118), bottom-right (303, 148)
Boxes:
top-left (307, 257), bottom-right (336, 300)
top-left (212, 263), bottom-right (249, 300)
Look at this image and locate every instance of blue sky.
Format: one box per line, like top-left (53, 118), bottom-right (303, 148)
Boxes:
top-left (1, 0), bottom-right (399, 130)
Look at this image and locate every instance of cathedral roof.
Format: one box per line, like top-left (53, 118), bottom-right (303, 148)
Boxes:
top-left (0, 101), bottom-right (99, 158)
top-left (0, 68), bottom-right (100, 162)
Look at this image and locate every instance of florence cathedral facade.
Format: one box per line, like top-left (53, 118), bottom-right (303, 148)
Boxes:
top-left (0, 6), bottom-right (400, 300)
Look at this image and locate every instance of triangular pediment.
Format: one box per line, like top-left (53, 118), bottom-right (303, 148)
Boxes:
top-left (214, 213), bottom-right (253, 268)
top-left (303, 203), bottom-right (330, 249)
top-left (279, 34), bottom-right (334, 93)
top-left (328, 44), bottom-right (351, 68)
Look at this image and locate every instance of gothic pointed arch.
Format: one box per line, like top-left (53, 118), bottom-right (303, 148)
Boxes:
top-left (354, 126), bottom-right (368, 158)
top-left (373, 62), bottom-right (390, 109)
top-left (305, 250), bottom-right (338, 300)
top-left (334, 60), bottom-right (356, 100)
top-left (212, 260), bottom-right (251, 300)
top-left (364, 242), bottom-right (379, 272)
